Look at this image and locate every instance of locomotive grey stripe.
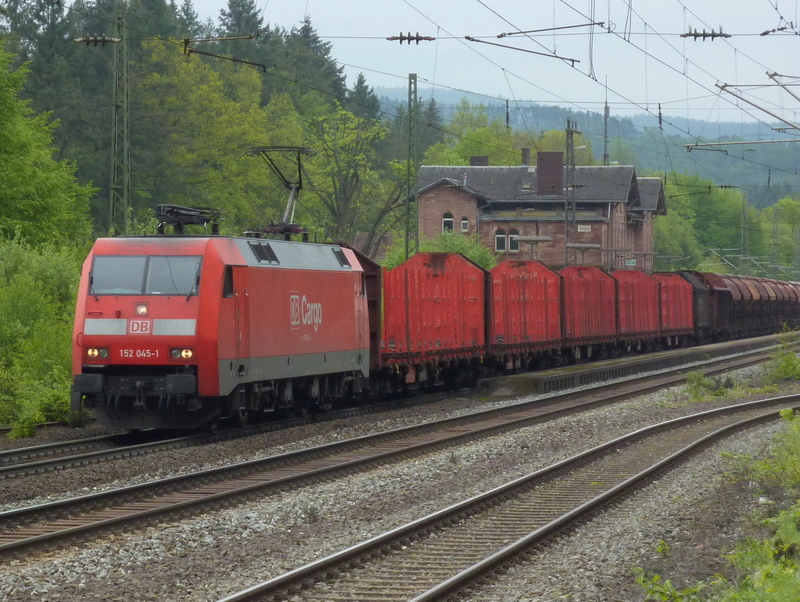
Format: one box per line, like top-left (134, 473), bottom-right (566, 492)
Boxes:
top-left (153, 319), bottom-right (196, 335)
top-left (84, 319), bottom-right (127, 335)
top-left (84, 319), bottom-right (196, 336)
top-left (218, 349), bottom-right (370, 396)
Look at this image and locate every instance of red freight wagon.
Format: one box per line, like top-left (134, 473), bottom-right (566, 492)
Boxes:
top-left (612, 270), bottom-right (660, 340)
top-left (381, 253), bottom-right (487, 366)
top-left (489, 260), bottom-right (562, 353)
top-left (560, 266), bottom-right (617, 345)
top-left (652, 273), bottom-right (694, 338)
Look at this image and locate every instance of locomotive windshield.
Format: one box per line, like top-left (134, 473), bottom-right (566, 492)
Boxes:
top-left (90, 255), bottom-right (202, 296)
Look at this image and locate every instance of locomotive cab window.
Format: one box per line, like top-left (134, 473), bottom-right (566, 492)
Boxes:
top-left (90, 255), bottom-right (202, 296)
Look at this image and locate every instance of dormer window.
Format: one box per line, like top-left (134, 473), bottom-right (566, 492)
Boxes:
top-left (442, 212), bottom-right (454, 232)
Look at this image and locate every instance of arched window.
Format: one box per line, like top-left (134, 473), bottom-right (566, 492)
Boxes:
top-left (442, 212), bottom-right (454, 232)
top-left (509, 229), bottom-right (520, 252)
top-left (461, 218), bottom-right (469, 233)
top-left (495, 229), bottom-right (506, 252)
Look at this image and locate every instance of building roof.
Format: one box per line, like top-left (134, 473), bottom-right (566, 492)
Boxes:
top-left (418, 164), bottom-right (646, 207)
top-left (633, 177), bottom-right (667, 215)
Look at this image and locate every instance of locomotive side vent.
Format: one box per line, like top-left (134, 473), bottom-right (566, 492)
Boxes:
top-left (333, 248), bottom-right (351, 268)
top-left (249, 241), bottom-right (280, 264)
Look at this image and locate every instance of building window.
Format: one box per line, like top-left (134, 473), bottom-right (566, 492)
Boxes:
top-left (495, 229), bottom-right (506, 252)
top-left (442, 212), bottom-right (454, 232)
top-left (509, 229), bottom-right (520, 252)
top-left (461, 218), bottom-right (469, 233)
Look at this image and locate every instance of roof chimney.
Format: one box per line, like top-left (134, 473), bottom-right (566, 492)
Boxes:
top-left (469, 155), bottom-right (489, 166)
top-left (537, 151), bottom-right (564, 195)
top-left (521, 147), bottom-right (530, 166)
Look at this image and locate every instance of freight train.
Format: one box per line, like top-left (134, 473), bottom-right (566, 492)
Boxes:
top-left (71, 211), bottom-right (800, 430)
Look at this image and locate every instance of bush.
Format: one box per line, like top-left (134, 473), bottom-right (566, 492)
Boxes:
top-left (638, 411), bottom-right (800, 601)
top-left (0, 238), bottom-right (85, 436)
top-left (766, 328), bottom-right (800, 383)
top-left (382, 231), bottom-right (497, 270)
top-left (685, 370), bottom-right (733, 401)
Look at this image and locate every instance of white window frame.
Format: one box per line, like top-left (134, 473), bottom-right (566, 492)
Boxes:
top-left (495, 229), bottom-right (506, 252)
top-left (442, 213), bottom-right (454, 232)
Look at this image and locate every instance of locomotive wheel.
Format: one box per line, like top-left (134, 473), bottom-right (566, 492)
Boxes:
top-left (230, 388), bottom-right (249, 427)
top-left (235, 408), bottom-right (249, 427)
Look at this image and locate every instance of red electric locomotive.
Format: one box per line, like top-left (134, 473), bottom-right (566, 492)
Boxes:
top-left (71, 230), bottom-right (370, 430)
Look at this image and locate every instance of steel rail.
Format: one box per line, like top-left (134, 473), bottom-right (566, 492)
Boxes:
top-left (0, 348), bottom-right (782, 558)
top-left (0, 336), bottom-right (780, 479)
top-left (218, 399), bottom-right (793, 602)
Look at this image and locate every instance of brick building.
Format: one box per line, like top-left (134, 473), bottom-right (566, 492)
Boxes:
top-left (416, 151), bottom-right (666, 271)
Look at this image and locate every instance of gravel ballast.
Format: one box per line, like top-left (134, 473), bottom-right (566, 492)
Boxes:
top-left (0, 365), bottom-right (794, 601)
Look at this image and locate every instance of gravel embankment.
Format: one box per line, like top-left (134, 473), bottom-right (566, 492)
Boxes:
top-left (0, 424), bottom-right (120, 452)
top-left (0, 366), bottom-right (794, 601)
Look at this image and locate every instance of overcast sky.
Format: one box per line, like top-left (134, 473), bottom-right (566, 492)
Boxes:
top-left (189, 0), bottom-right (800, 128)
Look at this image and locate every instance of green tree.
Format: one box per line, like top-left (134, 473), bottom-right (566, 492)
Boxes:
top-left (301, 104), bottom-right (394, 243)
top-left (0, 239), bottom-right (85, 432)
top-left (177, 0), bottom-right (203, 36)
top-left (772, 196), bottom-right (800, 269)
top-left (217, 0), bottom-right (262, 36)
top-left (0, 41), bottom-right (94, 245)
top-left (380, 98), bottom-right (444, 166)
top-left (284, 16), bottom-right (346, 104)
top-left (382, 231), bottom-right (497, 270)
top-left (423, 99), bottom-right (518, 166)
top-left (136, 41), bottom-right (279, 231)
top-left (653, 211), bottom-right (704, 270)
top-left (345, 73), bottom-right (380, 121)
top-left (532, 129), bottom-right (595, 165)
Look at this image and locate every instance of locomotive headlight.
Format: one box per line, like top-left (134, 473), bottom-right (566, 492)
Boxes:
top-left (171, 348), bottom-right (193, 360)
top-left (135, 303), bottom-right (149, 316)
top-left (86, 347), bottom-right (109, 359)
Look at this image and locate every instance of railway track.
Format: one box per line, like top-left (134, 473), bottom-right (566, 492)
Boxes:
top-left (0, 394), bottom-right (447, 480)
top-left (0, 336), bottom-right (778, 481)
top-left (217, 396), bottom-right (797, 602)
top-left (0, 431), bottom-right (187, 478)
top-left (0, 421), bottom-right (67, 436)
top-left (0, 345), bottom-right (779, 558)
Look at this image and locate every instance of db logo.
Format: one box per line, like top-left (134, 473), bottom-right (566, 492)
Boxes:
top-left (289, 293), bottom-right (323, 331)
top-left (128, 320), bottom-right (152, 334)
top-left (289, 294), bottom-right (301, 328)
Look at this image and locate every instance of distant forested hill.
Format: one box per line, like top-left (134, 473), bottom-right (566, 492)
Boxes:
top-left (377, 85), bottom-right (797, 207)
